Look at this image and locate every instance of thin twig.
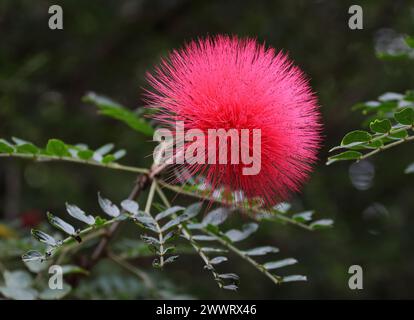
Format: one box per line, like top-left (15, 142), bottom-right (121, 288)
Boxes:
top-left (144, 180), bottom-right (165, 267)
top-left (144, 180), bottom-right (157, 213)
top-left (0, 153), bottom-right (149, 174)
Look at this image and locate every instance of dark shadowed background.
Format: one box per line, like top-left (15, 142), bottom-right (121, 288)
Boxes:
top-left (1, 0), bottom-right (414, 299)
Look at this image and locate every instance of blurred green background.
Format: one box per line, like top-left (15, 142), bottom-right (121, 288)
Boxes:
top-left (1, 0), bottom-right (414, 299)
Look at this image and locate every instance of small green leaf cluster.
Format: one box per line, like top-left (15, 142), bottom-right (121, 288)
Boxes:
top-left (327, 91), bottom-right (414, 166)
top-left (0, 137), bottom-right (126, 164)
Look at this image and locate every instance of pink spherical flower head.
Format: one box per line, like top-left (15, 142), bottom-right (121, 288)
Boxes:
top-left (145, 35), bottom-right (322, 207)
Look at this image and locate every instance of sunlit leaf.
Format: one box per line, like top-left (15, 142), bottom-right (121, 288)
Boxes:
top-left (46, 212), bottom-right (76, 236)
top-left (141, 235), bottom-right (160, 246)
top-left (121, 199), bottom-right (139, 215)
top-left (95, 143), bottom-right (114, 156)
top-left (24, 258), bottom-right (50, 273)
top-left (66, 203), bottom-right (95, 225)
top-left (113, 149), bottom-right (126, 160)
top-left (405, 162), bottom-right (414, 174)
top-left (378, 92), bottom-right (404, 101)
top-left (160, 203), bottom-right (202, 232)
top-left (201, 247), bottom-right (228, 253)
top-left (310, 219), bottom-right (334, 229)
top-left (21, 250), bottom-right (44, 262)
top-left (164, 255), bottom-right (179, 265)
top-left (243, 246), bottom-right (279, 256)
top-left (282, 275), bottom-right (307, 283)
top-left (202, 207), bottom-right (229, 226)
top-left (192, 235), bottom-right (216, 241)
top-left (155, 206), bottom-right (185, 221)
top-left (98, 192), bottom-right (120, 217)
top-left (225, 223), bottom-right (258, 242)
top-left (292, 211), bottom-right (314, 222)
top-left (11, 137), bottom-right (30, 145)
top-left (273, 202), bottom-right (291, 214)
top-left (134, 214), bottom-right (158, 232)
top-left (31, 229), bottom-right (59, 247)
top-left (223, 284), bottom-right (238, 291)
top-left (264, 258), bottom-right (297, 270)
top-left (210, 256), bottom-right (228, 265)
top-left (218, 273), bottom-right (239, 281)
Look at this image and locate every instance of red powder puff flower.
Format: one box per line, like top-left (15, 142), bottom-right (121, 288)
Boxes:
top-left (145, 35), bottom-right (322, 206)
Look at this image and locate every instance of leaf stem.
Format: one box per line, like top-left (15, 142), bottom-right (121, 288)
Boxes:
top-left (145, 180), bottom-right (165, 267)
top-left (0, 152), bottom-right (149, 174)
top-left (144, 180), bottom-right (157, 213)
